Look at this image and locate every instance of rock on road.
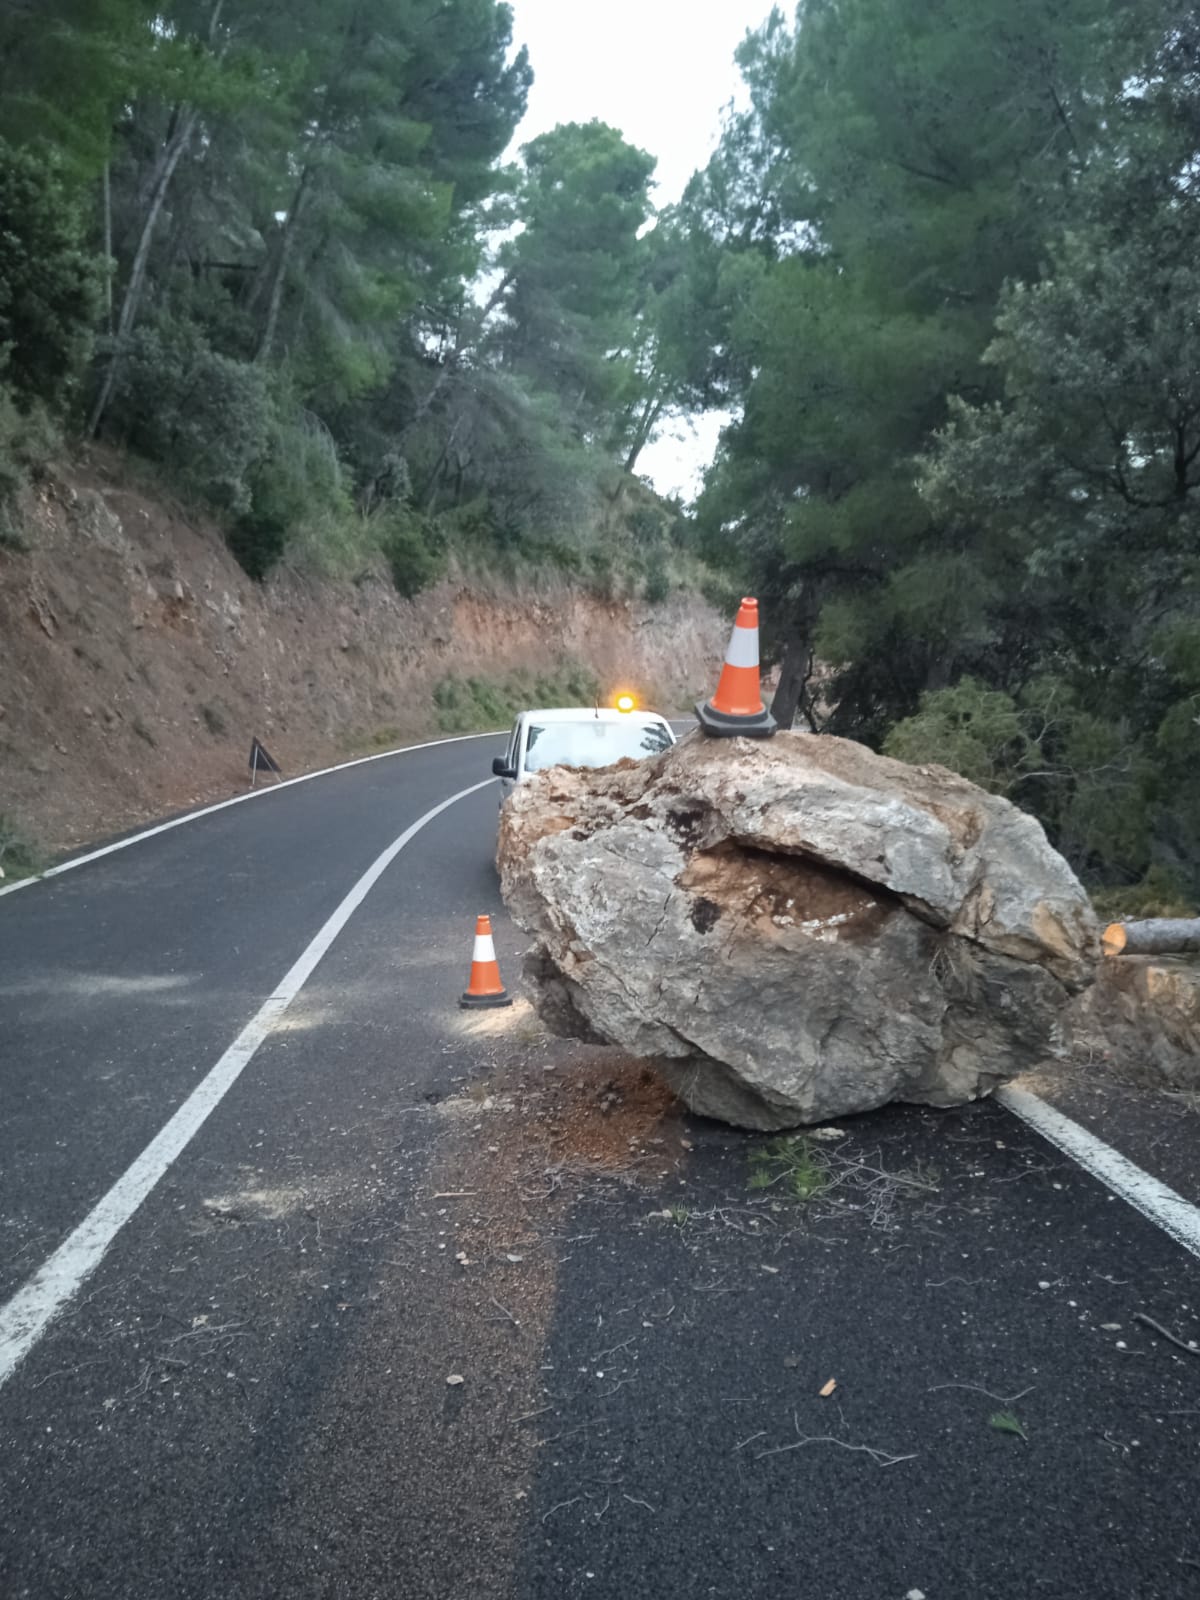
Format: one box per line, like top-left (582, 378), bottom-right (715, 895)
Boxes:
top-left (1, 734), bottom-right (1198, 1600)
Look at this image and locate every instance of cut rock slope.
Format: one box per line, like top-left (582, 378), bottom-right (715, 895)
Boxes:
top-left (0, 456), bottom-right (722, 850)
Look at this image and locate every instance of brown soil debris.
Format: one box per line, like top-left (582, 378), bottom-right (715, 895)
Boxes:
top-left (444, 1049), bottom-right (685, 1268)
top-left (532, 1053), bottom-right (680, 1170)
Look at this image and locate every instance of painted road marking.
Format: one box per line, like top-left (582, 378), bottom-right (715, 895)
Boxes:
top-left (997, 1085), bottom-right (1200, 1262)
top-left (0, 777), bottom-right (495, 1387)
top-left (0, 730), bottom-right (502, 900)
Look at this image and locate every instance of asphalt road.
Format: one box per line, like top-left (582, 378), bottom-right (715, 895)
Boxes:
top-left (1, 735), bottom-right (1198, 1600)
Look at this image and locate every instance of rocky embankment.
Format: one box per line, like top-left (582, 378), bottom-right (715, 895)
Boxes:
top-left (0, 455), bottom-right (723, 853)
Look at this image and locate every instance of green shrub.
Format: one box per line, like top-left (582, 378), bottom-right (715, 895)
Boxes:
top-left (231, 410), bottom-right (352, 579)
top-left (883, 679), bottom-right (1031, 793)
top-left (627, 504), bottom-right (664, 545)
top-left (643, 552), bottom-right (671, 606)
top-left (587, 547), bottom-right (618, 599)
top-left (377, 507), bottom-right (445, 598)
top-left (0, 385), bottom-right (57, 546)
top-left (0, 138), bottom-right (101, 410)
top-left (227, 503), bottom-right (288, 580)
top-left (106, 314), bottom-right (272, 514)
top-left (432, 663), bottom-right (602, 733)
top-left (0, 812), bottom-right (44, 879)
top-left (1090, 867), bottom-right (1197, 922)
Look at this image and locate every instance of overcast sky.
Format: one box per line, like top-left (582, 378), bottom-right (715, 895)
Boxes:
top-left (503, 0), bottom-right (775, 499)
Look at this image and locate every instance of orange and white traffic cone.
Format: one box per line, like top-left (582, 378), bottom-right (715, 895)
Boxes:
top-left (460, 913), bottom-right (512, 1009)
top-left (696, 596), bottom-right (777, 738)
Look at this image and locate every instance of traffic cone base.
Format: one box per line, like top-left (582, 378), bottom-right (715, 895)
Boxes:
top-left (460, 987), bottom-right (511, 1009)
top-left (460, 914), bottom-right (513, 1009)
top-left (694, 697), bottom-right (777, 738)
top-left (696, 596), bottom-right (777, 738)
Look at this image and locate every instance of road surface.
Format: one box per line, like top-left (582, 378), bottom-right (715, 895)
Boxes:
top-left (1, 734), bottom-right (1198, 1600)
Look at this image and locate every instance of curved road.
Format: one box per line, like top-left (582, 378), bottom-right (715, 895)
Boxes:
top-left (1, 735), bottom-right (1198, 1599)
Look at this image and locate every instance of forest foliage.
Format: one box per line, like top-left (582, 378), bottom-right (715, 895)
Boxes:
top-left (0, 0), bottom-right (688, 590)
top-left (656, 0), bottom-right (1200, 900)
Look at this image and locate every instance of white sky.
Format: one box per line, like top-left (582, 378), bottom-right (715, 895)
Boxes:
top-left (504, 0), bottom-right (774, 500)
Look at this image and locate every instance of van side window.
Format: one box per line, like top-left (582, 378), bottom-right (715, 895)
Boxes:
top-left (505, 720), bottom-right (520, 770)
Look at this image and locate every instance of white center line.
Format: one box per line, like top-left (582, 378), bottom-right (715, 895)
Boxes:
top-left (997, 1084), bottom-right (1200, 1261)
top-left (0, 777), bottom-right (495, 1388)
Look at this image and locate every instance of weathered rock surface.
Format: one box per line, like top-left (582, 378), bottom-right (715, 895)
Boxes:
top-left (498, 731), bottom-right (1099, 1129)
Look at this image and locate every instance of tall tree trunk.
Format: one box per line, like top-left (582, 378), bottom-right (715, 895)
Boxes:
top-left (623, 390), bottom-right (667, 474)
top-left (254, 166), bottom-right (311, 364)
top-left (398, 271), bottom-right (514, 441)
top-left (420, 414), bottom-right (465, 509)
top-left (87, 0), bottom-right (225, 435)
top-left (770, 632), bottom-right (815, 731)
top-left (87, 105), bottom-right (198, 436)
top-left (101, 162), bottom-right (113, 335)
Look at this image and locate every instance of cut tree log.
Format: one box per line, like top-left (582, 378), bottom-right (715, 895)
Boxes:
top-left (1102, 918), bottom-right (1200, 957)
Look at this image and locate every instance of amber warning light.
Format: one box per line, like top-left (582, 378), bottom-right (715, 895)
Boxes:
top-left (615, 694), bottom-right (636, 713)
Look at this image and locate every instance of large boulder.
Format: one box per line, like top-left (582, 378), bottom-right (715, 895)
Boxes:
top-left (498, 731), bottom-right (1099, 1130)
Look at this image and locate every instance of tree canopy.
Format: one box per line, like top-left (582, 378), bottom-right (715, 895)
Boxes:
top-left (660, 0), bottom-right (1199, 900)
top-left (0, 0), bottom-right (686, 594)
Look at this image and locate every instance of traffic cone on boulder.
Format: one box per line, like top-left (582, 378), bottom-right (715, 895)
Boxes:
top-left (696, 596), bottom-right (777, 738)
top-left (460, 913), bottom-right (512, 1009)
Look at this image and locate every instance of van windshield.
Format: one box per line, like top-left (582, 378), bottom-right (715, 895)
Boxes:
top-left (524, 719), bottom-right (672, 773)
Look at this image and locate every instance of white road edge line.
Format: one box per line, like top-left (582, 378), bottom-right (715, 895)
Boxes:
top-left (997, 1084), bottom-right (1200, 1261)
top-left (0, 776), bottom-right (495, 1388)
top-left (0, 729), bottom-right (502, 900)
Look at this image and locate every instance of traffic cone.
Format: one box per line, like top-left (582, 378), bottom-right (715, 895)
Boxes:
top-left (696, 597), bottom-right (777, 738)
top-left (460, 913), bottom-right (512, 1009)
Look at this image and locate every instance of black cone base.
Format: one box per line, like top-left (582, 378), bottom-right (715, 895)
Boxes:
top-left (695, 699), bottom-right (777, 738)
top-left (459, 988), bottom-right (513, 1009)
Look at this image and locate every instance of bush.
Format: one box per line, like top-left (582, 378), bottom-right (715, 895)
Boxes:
top-left (106, 314), bottom-right (272, 514)
top-left (881, 674), bottom-right (1181, 892)
top-left (643, 552), bottom-right (671, 605)
top-left (0, 138), bottom-right (101, 410)
top-left (232, 410), bottom-right (353, 579)
top-left (586, 547), bottom-right (618, 600)
top-left (432, 663), bottom-right (601, 733)
top-left (0, 385), bottom-right (57, 546)
top-left (1090, 867), bottom-right (1197, 923)
top-left (0, 812), bottom-right (44, 879)
top-left (627, 504), bottom-right (664, 545)
top-left (377, 507), bottom-right (445, 598)
top-left (883, 679), bottom-right (1031, 793)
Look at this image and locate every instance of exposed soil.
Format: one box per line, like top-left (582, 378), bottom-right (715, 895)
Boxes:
top-left (0, 449), bottom-right (723, 856)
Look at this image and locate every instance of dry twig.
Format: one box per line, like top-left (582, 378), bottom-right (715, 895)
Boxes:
top-left (756, 1410), bottom-right (915, 1468)
top-left (1134, 1311), bottom-right (1200, 1357)
top-left (487, 1296), bottom-right (520, 1329)
top-left (928, 1381), bottom-right (1036, 1405)
top-left (622, 1494), bottom-right (656, 1513)
top-left (541, 1497), bottom-right (583, 1523)
top-left (756, 1432), bottom-right (916, 1468)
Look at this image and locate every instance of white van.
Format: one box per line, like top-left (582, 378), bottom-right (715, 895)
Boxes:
top-left (492, 706), bottom-right (676, 803)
